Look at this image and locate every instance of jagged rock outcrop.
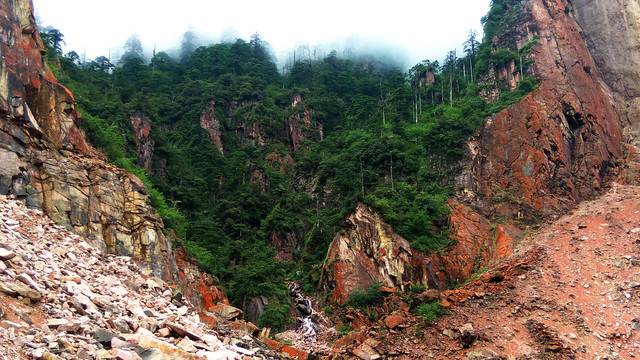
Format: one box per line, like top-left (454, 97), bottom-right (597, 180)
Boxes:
top-left (287, 94), bottom-right (322, 151)
top-left (479, 61), bottom-right (521, 102)
top-left (321, 204), bottom-right (445, 304)
top-left (0, 0), bottom-right (166, 272)
top-left (321, 202), bottom-right (520, 302)
top-left (129, 112), bottom-right (155, 170)
top-left (458, 0), bottom-right (623, 220)
top-left (566, 0), bottom-right (640, 148)
top-left (199, 100), bottom-right (224, 154)
top-left (0, 0), bottom-right (226, 312)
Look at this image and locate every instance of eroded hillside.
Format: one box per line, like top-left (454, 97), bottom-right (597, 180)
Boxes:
top-left (0, 194), bottom-right (287, 360)
top-left (325, 183), bottom-right (640, 359)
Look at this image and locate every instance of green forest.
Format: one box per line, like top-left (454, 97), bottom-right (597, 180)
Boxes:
top-left (40, 0), bottom-right (533, 329)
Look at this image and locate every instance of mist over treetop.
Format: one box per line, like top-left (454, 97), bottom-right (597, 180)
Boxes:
top-left (33, 0), bottom-right (491, 69)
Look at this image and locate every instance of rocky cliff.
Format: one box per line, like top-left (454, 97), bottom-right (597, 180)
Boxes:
top-left (321, 202), bottom-right (524, 303)
top-left (567, 0), bottom-right (640, 148)
top-left (321, 204), bottom-right (444, 304)
top-left (0, 0), bottom-right (225, 312)
top-left (458, 0), bottom-right (623, 221)
top-left (325, 185), bottom-right (640, 359)
top-left (323, 0), bottom-right (631, 299)
top-left (199, 94), bottom-right (322, 156)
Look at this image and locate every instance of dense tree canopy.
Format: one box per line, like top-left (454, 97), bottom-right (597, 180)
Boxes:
top-left (42, 0), bottom-right (534, 328)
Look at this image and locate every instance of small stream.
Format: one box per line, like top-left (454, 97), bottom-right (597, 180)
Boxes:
top-left (289, 282), bottom-right (318, 342)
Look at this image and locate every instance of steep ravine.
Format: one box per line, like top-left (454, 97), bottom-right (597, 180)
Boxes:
top-left (3, 0), bottom-right (640, 358)
top-left (324, 0), bottom-right (628, 300)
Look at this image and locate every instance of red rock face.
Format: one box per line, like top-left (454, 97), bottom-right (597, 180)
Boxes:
top-left (435, 200), bottom-right (494, 284)
top-left (172, 248), bottom-right (229, 311)
top-left (458, 0), bottom-right (622, 221)
top-left (324, 0), bottom-right (625, 294)
top-left (492, 224), bottom-right (522, 260)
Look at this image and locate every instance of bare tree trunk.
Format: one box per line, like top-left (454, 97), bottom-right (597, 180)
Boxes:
top-left (449, 73), bottom-right (453, 106)
top-left (360, 159), bottom-right (365, 198)
top-left (390, 154), bottom-right (394, 191)
top-left (415, 93), bottom-right (418, 123)
top-left (380, 80), bottom-right (386, 125)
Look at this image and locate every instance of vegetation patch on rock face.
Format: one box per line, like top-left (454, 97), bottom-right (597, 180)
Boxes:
top-left (39, 0), bottom-right (538, 315)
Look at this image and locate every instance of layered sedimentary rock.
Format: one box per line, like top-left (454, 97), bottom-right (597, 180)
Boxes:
top-left (458, 0), bottom-right (622, 220)
top-left (0, 0), bottom-right (225, 310)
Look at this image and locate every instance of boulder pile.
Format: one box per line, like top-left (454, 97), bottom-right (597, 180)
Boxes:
top-left (0, 195), bottom-right (284, 360)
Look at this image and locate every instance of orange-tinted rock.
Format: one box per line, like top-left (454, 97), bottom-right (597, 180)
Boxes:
top-left (378, 286), bottom-right (397, 294)
top-left (263, 339), bottom-right (310, 360)
top-left (457, 0), bottom-right (622, 222)
top-left (171, 248), bottom-right (228, 312)
top-left (384, 313), bottom-right (405, 329)
top-left (493, 224), bottom-right (523, 260)
top-left (435, 199), bottom-right (493, 284)
top-left (208, 303), bottom-right (242, 322)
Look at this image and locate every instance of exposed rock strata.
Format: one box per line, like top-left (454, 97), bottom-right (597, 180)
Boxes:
top-left (0, 195), bottom-right (284, 360)
top-left (328, 184), bottom-right (640, 359)
top-left (324, 0), bottom-right (627, 297)
top-left (321, 202), bottom-right (525, 302)
top-left (321, 204), bottom-right (444, 304)
top-left (0, 0), bottom-right (224, 312)
top-left (199, 100), bottom-right (224, 154)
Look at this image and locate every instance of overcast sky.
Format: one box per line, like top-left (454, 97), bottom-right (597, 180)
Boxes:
top-left (33, 0), bottom-right (492, 69)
